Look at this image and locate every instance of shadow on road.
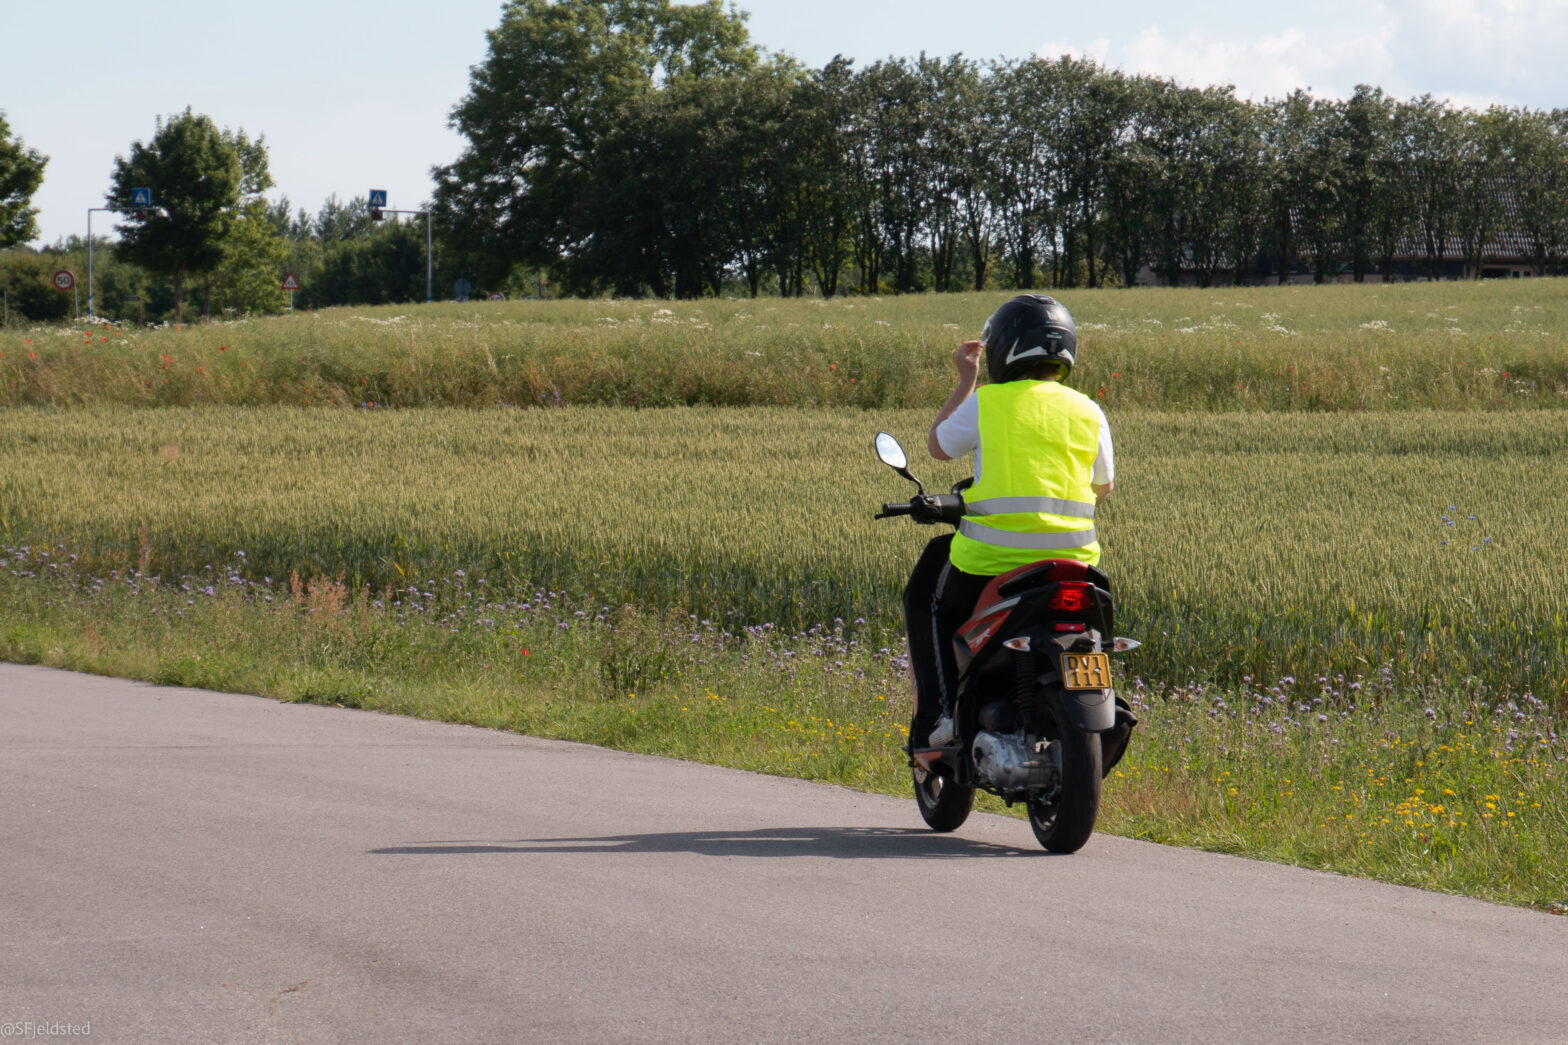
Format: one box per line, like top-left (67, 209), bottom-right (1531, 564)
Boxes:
top-left (370, 826), bottom-right (1052, 860)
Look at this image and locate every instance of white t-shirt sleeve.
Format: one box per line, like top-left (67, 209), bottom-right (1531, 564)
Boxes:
top-left (1092, 404), bottom-right (1114, 486)
top-left (934, 393), bottom-right (980, 459)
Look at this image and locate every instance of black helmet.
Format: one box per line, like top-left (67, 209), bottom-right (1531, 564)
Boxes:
top-left (981, 294), bottom-right (1078, 383)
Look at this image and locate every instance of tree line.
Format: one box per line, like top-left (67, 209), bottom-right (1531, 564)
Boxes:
top-left (5, 0), bottom-right (1568, 323)
top-left (433, 0), bottom-right (1568, 298)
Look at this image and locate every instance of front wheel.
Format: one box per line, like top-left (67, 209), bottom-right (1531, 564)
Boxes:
top-left (913, 766), bottom-right (974, 832)
top-left (1026, 717), bottom-right (1103, 853)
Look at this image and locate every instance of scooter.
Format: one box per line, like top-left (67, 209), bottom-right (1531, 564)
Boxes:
top-left (873, 432), bottom-right (1138, 853)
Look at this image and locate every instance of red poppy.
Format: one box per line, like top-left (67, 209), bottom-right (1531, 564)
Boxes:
top-left (521, 648), bottom-right (530, 657)
top-left (220, 345), bottom-right (227, 352)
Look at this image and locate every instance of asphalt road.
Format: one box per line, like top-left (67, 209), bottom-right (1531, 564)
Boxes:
top-left (4, 663), bottom-right (1565, 1044)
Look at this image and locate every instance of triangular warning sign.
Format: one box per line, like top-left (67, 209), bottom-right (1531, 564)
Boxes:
top-left (281, 272), bottom-right (300, 291)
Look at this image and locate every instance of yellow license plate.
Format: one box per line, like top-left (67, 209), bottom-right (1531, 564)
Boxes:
top-left (1061, 652), bottom-right (1112, 691)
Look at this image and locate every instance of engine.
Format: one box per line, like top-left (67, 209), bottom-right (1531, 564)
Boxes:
top-left (972, 731), bottom-right (1059, 791)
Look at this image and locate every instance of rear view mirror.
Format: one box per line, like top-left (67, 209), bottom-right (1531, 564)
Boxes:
top-left (874, 432), bottom-right (923, 493)
top-left (874, 432), bottom-right (908, 470)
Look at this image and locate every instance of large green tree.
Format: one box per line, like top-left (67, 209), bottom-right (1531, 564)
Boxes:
top-left (0, 110), bottom-right (48, 248)
top-left (108, 109), bottom-right (273, 321)
top-left (434, 0), bottom-right (756, 292)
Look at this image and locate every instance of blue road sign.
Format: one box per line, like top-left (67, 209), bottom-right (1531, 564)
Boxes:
top-left (453, 278), bottom-right (474, 298)
top-left (368, 189), bottom-right (388, 208)
top-left (131, 187), bottom-right (152, 206)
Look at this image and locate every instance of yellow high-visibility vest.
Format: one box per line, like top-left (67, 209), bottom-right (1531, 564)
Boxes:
top-left (949, 379), bottom-right (1102, 574)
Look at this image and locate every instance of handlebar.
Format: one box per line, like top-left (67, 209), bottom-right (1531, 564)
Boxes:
top-left (875, 493), bottom-right (965, 525)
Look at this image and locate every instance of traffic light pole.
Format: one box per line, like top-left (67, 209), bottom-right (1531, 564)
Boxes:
top-left (376, 208), bottom-right (434, 303)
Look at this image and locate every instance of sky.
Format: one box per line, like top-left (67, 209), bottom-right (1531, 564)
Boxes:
top-left (5, 0), bottom-right (1567, 249)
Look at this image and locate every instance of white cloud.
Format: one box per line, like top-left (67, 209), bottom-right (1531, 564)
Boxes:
top-left (1400, 0), bottom-right (1568, 100)
top-left (1116, 20), bottom-right (1397, 101)
top-left (1084, 1), bottom-right (1568, 107)
top-left (1035, 35), bottom-right (1111, 65)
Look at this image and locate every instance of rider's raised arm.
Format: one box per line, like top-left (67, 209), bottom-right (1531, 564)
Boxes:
top-left (928, 340), bottom-right (981, 460)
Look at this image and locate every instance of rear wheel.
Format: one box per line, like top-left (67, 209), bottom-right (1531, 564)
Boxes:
top-left (1026, 705), bottom-right (1103, 853)
top-left (913, 765), bottom-right (974, 832)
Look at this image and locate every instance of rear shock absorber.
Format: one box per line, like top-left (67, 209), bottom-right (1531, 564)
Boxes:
top-left (1011, 646), bottom-right (1038, 728)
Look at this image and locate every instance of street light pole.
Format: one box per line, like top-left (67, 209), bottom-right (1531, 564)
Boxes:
top-left (87, 207), bottom-right (108, 321)
top-left (87, 204), bottom-right (162, 321)
top-left (378, 208), bottom-right (434, 303)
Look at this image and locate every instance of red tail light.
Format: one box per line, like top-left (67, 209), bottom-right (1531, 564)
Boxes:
top-left (1048, 582), bottom-right (1092, 613)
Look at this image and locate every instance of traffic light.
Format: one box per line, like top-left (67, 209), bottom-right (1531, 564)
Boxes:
top-left (370, 208), bottom-right (384, 221)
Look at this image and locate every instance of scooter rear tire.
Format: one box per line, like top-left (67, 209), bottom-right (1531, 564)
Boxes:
top-left (913, 766), bottom-right (975, 832)
top-left (1026, 723), bottom-right (1102, 853)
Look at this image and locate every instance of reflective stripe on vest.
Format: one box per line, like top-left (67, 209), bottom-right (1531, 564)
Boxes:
top-left (965, 496), bottom-right (1096, 519)
top-left (958, 520), bottom-right (1097, 549)
top-left (948, 379), bottom-right (1102, 574)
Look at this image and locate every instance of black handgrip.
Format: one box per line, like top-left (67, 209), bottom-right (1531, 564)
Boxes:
top-left (875, 495), bottom-right (964, 524)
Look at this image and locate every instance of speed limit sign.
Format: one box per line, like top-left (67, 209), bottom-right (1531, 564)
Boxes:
top-left (53, 269), bottom-right (75, 291)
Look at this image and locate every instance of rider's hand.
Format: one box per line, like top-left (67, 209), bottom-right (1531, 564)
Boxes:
top-left (954, 340), bottom-right (982, 383)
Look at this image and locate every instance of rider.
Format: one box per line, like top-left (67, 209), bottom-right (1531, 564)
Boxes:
top-left (904, 294), bottom-right (1114, 750)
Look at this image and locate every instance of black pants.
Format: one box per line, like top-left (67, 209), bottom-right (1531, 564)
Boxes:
top-left (902, 534), bottom-right (993, 745)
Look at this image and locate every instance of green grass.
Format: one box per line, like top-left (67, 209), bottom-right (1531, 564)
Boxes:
top-left (3, 405), bottom-right (1564, 698)
top-left (4, 279), bottom-right (1567, 410)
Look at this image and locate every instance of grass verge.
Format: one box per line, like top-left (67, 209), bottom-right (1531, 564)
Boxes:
top-left (4, 558), bottom-right (1564, 912)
